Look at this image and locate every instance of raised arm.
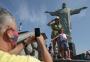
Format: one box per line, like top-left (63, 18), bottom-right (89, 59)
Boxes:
top-left (47, 20), bottom-right (55, 26)
top-left (36, 35), bottom-right (53, 62)
top-left (51, 34), bottom-right (60, 41)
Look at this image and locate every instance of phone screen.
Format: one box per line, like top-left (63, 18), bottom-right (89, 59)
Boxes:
top-left (35, 28), bottom-right (40, 37)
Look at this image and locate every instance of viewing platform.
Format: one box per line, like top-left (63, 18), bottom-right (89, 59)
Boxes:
top-left (54, 59), bottom-right (90, 62)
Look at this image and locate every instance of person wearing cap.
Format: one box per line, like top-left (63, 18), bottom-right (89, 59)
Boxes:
top-left (47, 16), bottom-right (62, 55)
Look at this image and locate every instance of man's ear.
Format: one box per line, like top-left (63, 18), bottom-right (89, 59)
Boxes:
top-left (6, 30), bottom-right (13, 38)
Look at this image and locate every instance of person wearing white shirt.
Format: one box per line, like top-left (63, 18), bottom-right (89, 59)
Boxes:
top-left (52, 28), bottom-right (71, 60)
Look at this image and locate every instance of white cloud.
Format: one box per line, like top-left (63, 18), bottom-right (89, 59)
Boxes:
top-left (77, 9), bottom-right (87, 17)
top-left (30, 5), bottom-right (48, 31)
top-left (16, 1), bottom-right (30, 21)
top-left (15, 1), bottom-right (48, 31)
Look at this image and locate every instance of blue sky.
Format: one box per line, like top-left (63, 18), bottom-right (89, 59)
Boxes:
top-left (0, 0), bottom-right (90, 54)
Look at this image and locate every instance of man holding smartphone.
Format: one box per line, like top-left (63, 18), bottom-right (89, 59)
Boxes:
top-left (0, 7), bottom-right (52, 62)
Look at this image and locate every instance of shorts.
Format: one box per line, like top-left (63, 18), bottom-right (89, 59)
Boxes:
top-left (57, 40), bottom-right (69, 51)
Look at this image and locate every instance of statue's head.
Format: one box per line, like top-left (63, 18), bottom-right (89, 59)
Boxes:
top-left (62, 3), bottom-right (66, 9)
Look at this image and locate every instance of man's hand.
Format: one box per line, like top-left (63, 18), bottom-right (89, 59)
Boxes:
top-left (24, 36), bottom-right (36, 44)
top-left (36, 35), bottom-right (45, 45)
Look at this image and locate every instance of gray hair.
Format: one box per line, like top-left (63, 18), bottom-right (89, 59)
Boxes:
top-left (0, 7), bottom-right (15, 35)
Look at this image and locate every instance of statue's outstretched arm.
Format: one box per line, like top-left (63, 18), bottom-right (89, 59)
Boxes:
top-left (45, 9), bottom-right (62, 16)
top-left (70, 7), bottom-right (88, 15)
top-left (45, 11), bottom-right (59, 16)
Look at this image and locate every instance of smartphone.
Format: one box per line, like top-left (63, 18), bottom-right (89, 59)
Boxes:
top-left (35, 28), bottom-right (40, 37)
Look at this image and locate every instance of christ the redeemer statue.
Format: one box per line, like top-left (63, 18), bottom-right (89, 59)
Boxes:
top-left (45, 3), bottom-right (87, 42)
